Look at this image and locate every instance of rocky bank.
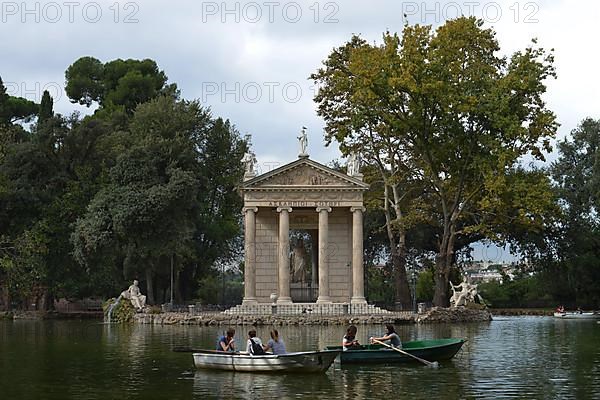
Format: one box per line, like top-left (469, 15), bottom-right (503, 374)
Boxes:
top-left (132, 307), bottom-right (493, 326)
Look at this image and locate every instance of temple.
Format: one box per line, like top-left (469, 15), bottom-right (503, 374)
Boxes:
top-left (226, 132), bottom-right (387, 315)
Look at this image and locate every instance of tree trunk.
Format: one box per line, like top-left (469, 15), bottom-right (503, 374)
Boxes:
top-left (433, 222), bottom-right (456, 307)
top-left (383, 183), bottom-right (411, 310)
top-left (0, 284), bottom-right (8, 311)
top-left (393, 231), bottom-right (411, 310)
top-left (175, 269), bottom-right (183, 304)
top-left (145, 269), bottom-right (155, 305)
top-left (40, 288), bottom-right (53, 311)
top-left (433, 255), bottom-right (451, 307)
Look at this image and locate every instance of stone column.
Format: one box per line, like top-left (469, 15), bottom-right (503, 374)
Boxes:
top-left (276, 207), bottom-right (292, 304)
top-left (242, 207), bottom-right (258, 305)
top-left (316, 206), bottom-right (332, 304)
top-left (350, 206), bottom-right (367, 304)
top-left (309, 230), bottom-right (319, 287)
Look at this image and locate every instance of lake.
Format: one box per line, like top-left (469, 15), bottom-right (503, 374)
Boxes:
top-left (1, 317), bottom-right (599, 399)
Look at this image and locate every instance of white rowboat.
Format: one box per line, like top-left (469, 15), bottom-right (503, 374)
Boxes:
top-left (192, 349), bottom-right (340, 373)
top-left (553, 312), bottom-right (599, 319)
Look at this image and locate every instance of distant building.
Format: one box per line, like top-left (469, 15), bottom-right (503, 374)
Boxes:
top-left (463, 260), bottom-right (515, 283)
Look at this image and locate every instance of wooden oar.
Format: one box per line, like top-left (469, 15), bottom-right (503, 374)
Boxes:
top-left (372, 339), bottom-right (439, 368)
top-left (172, 347), bottom-right (241, 354)
top-left (173, 347), bottom-right (210, 353)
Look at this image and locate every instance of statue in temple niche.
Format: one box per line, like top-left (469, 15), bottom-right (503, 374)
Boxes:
top-left (120, 280), bottom-right (147, 311)
top-left (290, 238), bottom-right (307, 283)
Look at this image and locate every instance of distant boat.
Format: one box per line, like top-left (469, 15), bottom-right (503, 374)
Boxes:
top-left (553, 312), bottom-right (599, 319)
top-left (326, 338), bottom-right (465, 364)
top-left (192, 349), bottom-right (340, 373)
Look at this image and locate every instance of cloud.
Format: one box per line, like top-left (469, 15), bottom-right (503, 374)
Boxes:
top-left (1, 0), bottom-right (597, 168)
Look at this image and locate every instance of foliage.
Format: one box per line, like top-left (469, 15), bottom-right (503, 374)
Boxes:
top-left (311, 17), bottom-right (558, 306)
top-left (478, 273), bottom-right (556, 308)
top-left (365, 266), bottom-right (395, 305)
top-left (196, 269), bottom-right (244, 305)
top-left (546, 118), bottom-right (600, 307)
top-left (104, 297), bottom-right (135, 323)
top-left (65, 57), bottom-right (175, 113)
top-left (416, 269), bottom-right (435, 302)
top-left (38, 90), bottom-right (53, 124)
top-left (72, 95), bottom-right (246, 304)
top-left (0, 77), bottom-right (38, 126)
top-left (0, 59), bottom-right (246, 310)
top-left (0, 222), bottom-right (50, 302)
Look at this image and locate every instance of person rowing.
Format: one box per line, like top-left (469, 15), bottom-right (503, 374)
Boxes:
top-left (370, 324), bottom-right (402, 348)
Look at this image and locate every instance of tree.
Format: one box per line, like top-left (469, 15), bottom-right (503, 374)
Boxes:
top-left (38, 90), bottom-right (53, 124)
top-left (550, 118), bottom-right (600, 307)
top-left (311, 17), bottom-right (558, 306)
top-left (1, 61), bottom-right (247, 309)
top-left (72, 96), bottom-right (247, 304)
top-left (0, 76), bottom-right (38, 126)
top-left (65, 57), bottom-right (174, 114)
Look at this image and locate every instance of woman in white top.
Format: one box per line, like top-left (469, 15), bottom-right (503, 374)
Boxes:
top-left (246, 329), bottom-right (265, 355)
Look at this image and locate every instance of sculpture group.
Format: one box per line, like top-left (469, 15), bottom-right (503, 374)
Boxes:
top-left (120, 280), bottom-right (147, 311)
top-left (449, 280), bottom-right (484, 308)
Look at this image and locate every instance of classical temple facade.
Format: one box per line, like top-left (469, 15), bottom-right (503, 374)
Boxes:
top-left (238, 150), bottom-right (370, 307)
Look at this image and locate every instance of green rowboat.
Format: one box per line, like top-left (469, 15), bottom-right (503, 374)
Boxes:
top-left (326, 338), bottom-right (466, 364)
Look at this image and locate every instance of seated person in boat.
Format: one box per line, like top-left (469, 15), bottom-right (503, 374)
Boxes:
top-left (342, 325), bottom-right (360, 351)
top-left (263, 329), bottom-right (286, 355)
top-left (556, 305), bottom-right (565, 313)
top-left (246, 330), bottom-right (266, 355)
top-left (370, 324), bottom-right (402, 348)
top-left (216, 328), bottom-right (236, 352)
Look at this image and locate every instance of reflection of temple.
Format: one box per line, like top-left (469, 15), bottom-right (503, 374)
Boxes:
top-left (237, 153), bottom-right (370, 307)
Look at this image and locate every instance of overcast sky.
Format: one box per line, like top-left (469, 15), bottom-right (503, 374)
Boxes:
top-left (2, 0), bottom-right (598, 262)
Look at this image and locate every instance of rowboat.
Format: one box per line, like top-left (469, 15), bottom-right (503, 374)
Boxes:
top-left (326, 338), bottom-right (465, 364)
top-left (192, 349), bottom-right (340, 373)
top-left (553, 312), bottom-right (599, 319)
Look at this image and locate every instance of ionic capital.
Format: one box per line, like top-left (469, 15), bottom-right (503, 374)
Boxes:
top-left (316, 206), bottom-right (332, 213)
top-left (243, 206), bottom-right (258, 214)
top-left (276, 206), bottom-right (293, 213)
top-left (350, 206), bottom-right (366, 213)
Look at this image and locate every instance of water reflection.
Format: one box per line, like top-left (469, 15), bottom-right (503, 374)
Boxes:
top-left (192, 369), bottom-right (335, 399)
top-left (1, 317), bottom-right (599, 399)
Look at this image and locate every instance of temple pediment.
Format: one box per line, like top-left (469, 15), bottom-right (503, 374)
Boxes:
top-left (242, 158), bottom-right (369, 191)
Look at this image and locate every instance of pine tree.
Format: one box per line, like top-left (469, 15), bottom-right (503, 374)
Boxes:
top-left (39, 90), bottom-right (53, 124)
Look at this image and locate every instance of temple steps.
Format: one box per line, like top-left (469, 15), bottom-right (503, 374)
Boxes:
top-left (223, 302), bottom-right (393, 316)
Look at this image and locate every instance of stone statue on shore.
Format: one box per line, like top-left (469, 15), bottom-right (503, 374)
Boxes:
top-left (120, 280), bottom-right (147, 311)
top-left (450, 280), bottom-right (483, 308)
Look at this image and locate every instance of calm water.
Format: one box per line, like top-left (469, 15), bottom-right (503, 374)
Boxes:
top-left (1, 317), bottom-right (599, 399)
